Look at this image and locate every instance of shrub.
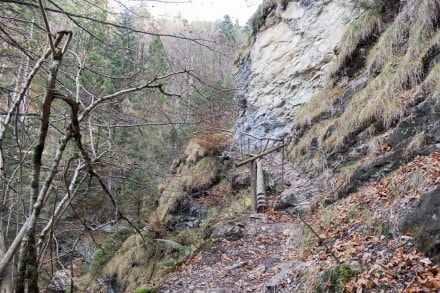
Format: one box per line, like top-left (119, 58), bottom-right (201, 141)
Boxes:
top-left (194, 133), bottom-right (232, 153)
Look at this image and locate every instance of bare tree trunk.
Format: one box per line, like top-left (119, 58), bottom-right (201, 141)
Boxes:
top-left (15, 30), bottom-right (72, 292)
top-left (0, 233), bottom-right (13, 293)
top-left (15, 57), bottom-right (60, 293)
top-left (0, 21), bottom-right (64, 293)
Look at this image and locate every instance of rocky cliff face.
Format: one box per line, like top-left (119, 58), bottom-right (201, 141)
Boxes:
top-left (235, 0), bottom-right (440, 268)
top-left (235, 0), bottom-right (359, 147)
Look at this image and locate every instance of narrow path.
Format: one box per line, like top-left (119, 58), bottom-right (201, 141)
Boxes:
top-left (159, 199), bottom-right (300, 292)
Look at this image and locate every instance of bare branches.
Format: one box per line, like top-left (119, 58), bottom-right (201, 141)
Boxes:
top-left (187, 70), bottom-right (236, 92)
top-left (37, 160), bottom-right (86, 252)
top-left (83, 65), bottom-right (142, 80)
top-left (0, 25), bottom-right (34, 60)
top-left (3, 0), bottom-right (220, 46)
top-left (37, 0), bottom-right (55, 55)
top-left (78, 69), bottom-right (188, 122)
top-left (0, 32), bottom-right (67, 178)
top-left (58, 94), bottom-right (151, 246)
top-left (15, 30), bottom-right (72, 291)
top-left (0, 0), bottom-right (242, 288)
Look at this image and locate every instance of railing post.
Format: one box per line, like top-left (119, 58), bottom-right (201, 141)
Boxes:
top-left (256, 159), bottom-right (266, 213)
top-left (281, 138), bottom-right (285, 186)
top-left (250, 160), bottom-right (257, 211)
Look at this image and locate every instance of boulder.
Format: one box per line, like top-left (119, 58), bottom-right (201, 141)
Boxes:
top-left (400, 187), bottom-right (440, 261)
top-left (210, 222), bottom-right (244, 240)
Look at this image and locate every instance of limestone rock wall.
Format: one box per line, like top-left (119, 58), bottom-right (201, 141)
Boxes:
top-left (235, 0), bottom-right (358, 148)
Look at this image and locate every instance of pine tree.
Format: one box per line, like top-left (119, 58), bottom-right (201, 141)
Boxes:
top-left (110, 9), bottom-right (139, 77)
top-left (218, 15), bottom-right (237, 43)
top-left (147, 35), bottom-right (168, 76)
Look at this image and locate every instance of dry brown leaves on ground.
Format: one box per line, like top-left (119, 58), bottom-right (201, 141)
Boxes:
top-left (296, 153), bottom-right (440, 292)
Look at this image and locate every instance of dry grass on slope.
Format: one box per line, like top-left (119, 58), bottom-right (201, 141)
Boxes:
top-left (328, 9), bottom-right (385, 78)
top-left (325, 32), bottom-right (440, 152)
top-left (293, 86), bottom-right (346, 129)
top-left (289, 0), bottom-right (440, 162)
top-left (366, 6), bottom-right (412, 74)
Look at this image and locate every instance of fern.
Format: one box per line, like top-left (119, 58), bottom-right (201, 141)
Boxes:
top-left (155, 239), bottom-right (191, 256)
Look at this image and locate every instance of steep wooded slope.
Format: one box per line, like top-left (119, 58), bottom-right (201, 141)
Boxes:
top-left (90, 0), bottom-right (440, 291)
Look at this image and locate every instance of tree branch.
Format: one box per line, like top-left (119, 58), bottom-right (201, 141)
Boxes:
top-left (0, 32), bottom-right (66, 189)
top-left (37, 160), bottom-right (86, 252)
top-left (57, 95), bottom-right (151, 246)
top-left (0, 25), bottom-right (34, 60)
top-left (78, 70), bottom-right (187, 122)
top-left (37, 0), bottom-right (55, 55)
top-left (3, 0), bottom-right (221, 48)
top-left (15, 30), bottom-right (72, 291)
top-left (298, 214), bottom-right (341, 264)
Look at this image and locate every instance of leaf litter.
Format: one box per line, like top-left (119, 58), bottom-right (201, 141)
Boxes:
top-left (158, 153), bottom-right (439, 292)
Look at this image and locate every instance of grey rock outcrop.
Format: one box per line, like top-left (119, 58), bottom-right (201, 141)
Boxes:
top-left (234, 0), bottom-right (359, 149)
top-left (400, 187), bottom-right (440, 261)
top-left (210, 222), bottom-right (244, 240)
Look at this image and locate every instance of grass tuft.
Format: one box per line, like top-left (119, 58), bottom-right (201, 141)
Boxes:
top-left (405, 131), bottom-right (426, 156)
top-left (416, 0), bottom-right (440, 37)
top-left (288, 119), bottom-right (338, 160)
top-left (294, 86), bottom-right (346, 128)
top-left (329, 10), bottom-right (384, 77)
top-left (367, 8), bottom-right (411, 74)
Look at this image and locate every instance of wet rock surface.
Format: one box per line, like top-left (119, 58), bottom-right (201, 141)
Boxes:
top-left (169, 197), bottom-right (207, 231)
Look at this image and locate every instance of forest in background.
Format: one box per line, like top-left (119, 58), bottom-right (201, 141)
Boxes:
top-left (0, 0), bottom-right (248, 290)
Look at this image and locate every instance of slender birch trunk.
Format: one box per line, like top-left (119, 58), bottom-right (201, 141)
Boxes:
top-left (14, 29), bottom-right (72, 292)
